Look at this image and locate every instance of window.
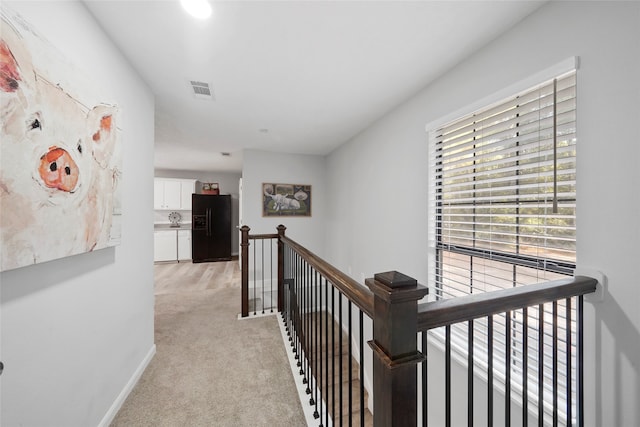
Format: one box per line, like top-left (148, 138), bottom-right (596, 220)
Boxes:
top-left (427, 69), bottom-right (577, 417)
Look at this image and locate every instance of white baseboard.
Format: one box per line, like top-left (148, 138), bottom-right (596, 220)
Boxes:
top-left (98, 344), bottom-right (156, 427)
top-left (237, 311), bottom-right (278, 320)
top-left (277, 314), bottom-right (328, 426)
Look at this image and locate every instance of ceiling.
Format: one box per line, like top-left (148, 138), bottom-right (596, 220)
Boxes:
top-left (84, 0), bottom-right (544, 173)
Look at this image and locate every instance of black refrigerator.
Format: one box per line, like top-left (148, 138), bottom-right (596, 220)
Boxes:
top-left (192, 194), bottom-right (232, 263)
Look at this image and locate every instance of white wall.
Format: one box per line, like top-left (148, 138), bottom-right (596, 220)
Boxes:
top-left (326, 2), bottom-right (640, 426)
top-left (154, 168), bottom-right (241, 196)
top-left (242, 149), bottom-right (326, 255)
top-left (0, 2), bottom-right (156, 426)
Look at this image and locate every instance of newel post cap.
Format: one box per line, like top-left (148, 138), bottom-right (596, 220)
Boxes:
top-left (366, 271), bottom-right (428, 303)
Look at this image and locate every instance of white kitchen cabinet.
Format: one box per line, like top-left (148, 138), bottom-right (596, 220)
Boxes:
top-left (177, 229), bottom-right (192, 260)
top-left (163, 180), bottom-right (182, 209)
top-left (180, 180), bottom-right (196, 210)
top-left (154, 178), bottom-right (196, 210)
top-left (154, 179), bottom-right (181, 210)
top-left (154, 230), bottom-right (177, 262)
top-left (153, 180), bottom-right (165, 210)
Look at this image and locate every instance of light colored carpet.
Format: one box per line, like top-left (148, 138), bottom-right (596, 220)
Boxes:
top-left (110, 261), bottom-right (307, 427)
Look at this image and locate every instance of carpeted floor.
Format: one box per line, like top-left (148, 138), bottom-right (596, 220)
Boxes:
top-left (110, 261), bottom-right (307, 427)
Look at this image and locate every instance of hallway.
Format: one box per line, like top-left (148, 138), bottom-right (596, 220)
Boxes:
top-left (110, 261), bottom-right (306, 426)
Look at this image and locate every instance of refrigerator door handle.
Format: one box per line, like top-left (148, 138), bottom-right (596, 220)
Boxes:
top-left (206, 208), bottom-right (211, 237)
top-left (210, 209), bottom-right (214, 237)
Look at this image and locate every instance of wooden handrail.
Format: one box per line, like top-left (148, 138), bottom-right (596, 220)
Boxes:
top-left (417, 275), bottom-right (598, 331)
top-left (280, 235), bottom-right (374, 318)
top-left (247, 233), bottom-right (279, 240)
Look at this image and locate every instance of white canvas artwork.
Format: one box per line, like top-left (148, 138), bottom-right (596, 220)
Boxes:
top-left (0, 6), bottom-right (122, 272)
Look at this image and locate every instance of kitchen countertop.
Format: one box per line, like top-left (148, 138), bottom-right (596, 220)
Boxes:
top-left (154, 223), bottom-right (191, 230)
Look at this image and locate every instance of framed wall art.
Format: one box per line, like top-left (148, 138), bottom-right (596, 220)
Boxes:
top-left (262, 183), bottom-right (311, 217)
top-left (0, 6), bottom-right (122, 272)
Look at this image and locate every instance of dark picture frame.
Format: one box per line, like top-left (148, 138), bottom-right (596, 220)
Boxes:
top-left (262, 183), bottom-right (311, 217)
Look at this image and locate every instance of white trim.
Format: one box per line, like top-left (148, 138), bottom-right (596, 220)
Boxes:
top-left (98, 344), bottom-right (156, 427)
top-left (277, 313), bottom-right (333, 427)
top-left (425, 56), bottom-right (578, 132)
top-left (237, 311), bottom-right (278, 320)
top-left (424, 58), bottom-right (581, 425)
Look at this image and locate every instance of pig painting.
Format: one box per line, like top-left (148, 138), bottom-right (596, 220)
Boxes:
top-left (0, 10), bottom-right (122, 272)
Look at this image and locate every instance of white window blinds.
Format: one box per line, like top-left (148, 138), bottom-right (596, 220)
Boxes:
top-left (433, 70), bottom-right (576, 295)
top-left (428, 69), bottom-right (578, 419)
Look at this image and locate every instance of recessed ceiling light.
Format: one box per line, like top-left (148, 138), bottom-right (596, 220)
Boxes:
top-left (180, 0), bottom-right (212, 19)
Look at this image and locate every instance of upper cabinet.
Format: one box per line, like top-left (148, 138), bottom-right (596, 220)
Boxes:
top-left (154, 178), bottom-right (196, 210)
top-left (180, 180), bottom-right (195, 210)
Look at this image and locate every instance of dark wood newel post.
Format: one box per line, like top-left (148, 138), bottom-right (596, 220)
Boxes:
top-left (276, 224), bottom-right (286, 312)
top-left (366, 271), bottom-right (429, 427)
top-left (240, 225), bottom-right (250, 317)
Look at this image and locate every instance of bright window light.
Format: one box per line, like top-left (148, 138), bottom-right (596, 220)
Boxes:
top-left (180, 0), bottom-right (212, 20)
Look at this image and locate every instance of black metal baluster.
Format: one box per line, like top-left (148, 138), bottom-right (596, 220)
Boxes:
top-left (339, 292), bottom-right (343, 425)
top-left (300, 257), bottom-right (304, 375)
top-left (506, 311), bottom-right (512, 427)
top-left (305, 262), bottom-right (311, 395)
top-left (295, 254), bottom-right (300, 369)
top-left (538, 304), bottom-right (544, 427)
top-left (292, 253), bottom-right (296, 351)
top-left (523, 307), bottom-right (529, 427)
top-left (288, 247), bottom-right (293, 325)
top-left (261, 239), bottom-right (265, 314)
top-left (283, 247), bottom-right (288, 334)
top-left (332, 286), bottom-right (336, 425)
top-left (325, 278), bottom-right (330, 427)
top-left (446, 324), bottom-right (451, 427)
top-left (283, 246), bottom-right (288, 325)
top-left (488, 315), bottom-right (494, 427)
top-left (291, 255), bottom-right (296, 356)
top-left (287, 247), bottom-right (292, 327)
top-left (311, 268), bottom-right (318, 414)
top-left (283, 245), bottom-right (288, 320)
top-left (422, 331), bottom-right (428, 427)
top-left (304, 261), bottom-right (308, 378)
top-left (348, 300), bottom-right (353, 426)
top-left (553, 301), bottom-right (558, 427)
top-left (318, 271), bottom-right (323, 425)
top-left (286, 278), bottom-right (290, 336)
top-left (253, 240), bottom-right (256, 316)
top-left (302, 260), bottom-right (307, 379)
top-left (299, 256), bottom-right (303, 362)
top-left (291, 252), bottom-right (295, 350)
top-left (270, 238), bottom-right (274, 312)
top-left (359, 309), bottom-right (364, 427)
top-left (577, 296), bottom-right (584, 427)
top-left (468, 320), bottom-right (474, 427)
top-left (566, 298), bottom-right (572, 427)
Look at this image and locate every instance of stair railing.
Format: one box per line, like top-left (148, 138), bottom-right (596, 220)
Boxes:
top-left (239, 224), bottom-right (285, 317)
top-left (240, 225), bottom-right (598, 427)
top-left (417, 277), bottom-right (596, 427)
top-left (282, 232), bottom-right (375, 426)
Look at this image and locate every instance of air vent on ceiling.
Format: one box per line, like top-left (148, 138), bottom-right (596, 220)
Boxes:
top-left (189, 80), bottom-right (214, 100)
